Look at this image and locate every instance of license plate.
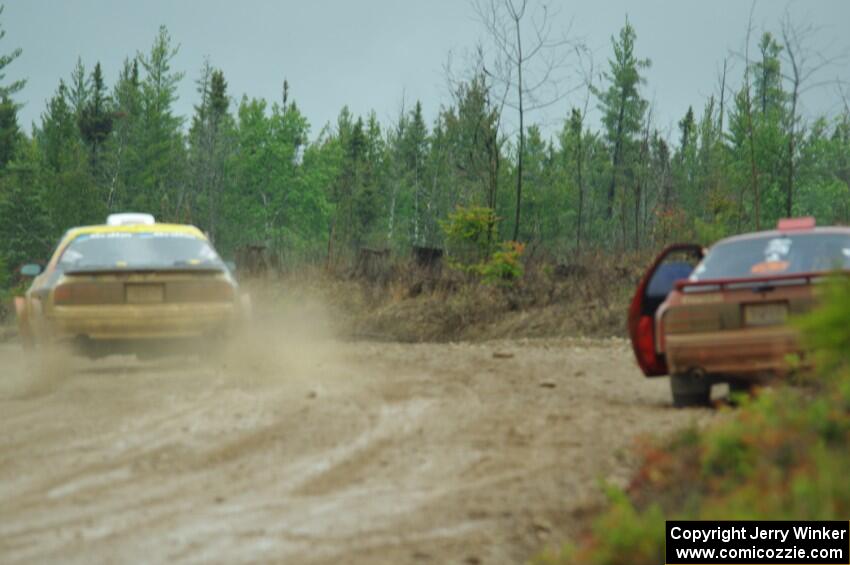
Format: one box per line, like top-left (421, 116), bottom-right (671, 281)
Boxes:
top-left (743, 302), bottom-right (788, 327)
top-left (125, 284), bottom-right (164, 304)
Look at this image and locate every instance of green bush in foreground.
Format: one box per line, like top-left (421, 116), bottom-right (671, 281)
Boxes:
top-left (535, 276), bottom-right (850, 565)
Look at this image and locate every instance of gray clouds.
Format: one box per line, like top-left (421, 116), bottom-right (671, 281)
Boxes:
top-left (5, 0), bottom-right (850, 138)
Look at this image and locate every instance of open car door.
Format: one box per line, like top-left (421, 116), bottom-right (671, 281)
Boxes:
top-left (628, 244), bottom-right (703, 376)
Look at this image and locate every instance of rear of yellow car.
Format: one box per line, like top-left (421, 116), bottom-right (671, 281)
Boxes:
top-left (19, 217), bottom-right (246, 357)
top-left (46, 271), bottom-right (239, 338)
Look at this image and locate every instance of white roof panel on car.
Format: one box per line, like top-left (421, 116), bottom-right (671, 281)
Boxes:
top-left (106, 213), bottom-right (156, 226)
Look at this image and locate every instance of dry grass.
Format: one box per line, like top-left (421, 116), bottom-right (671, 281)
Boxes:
top-left (248, 252), bottom-right (646, 343)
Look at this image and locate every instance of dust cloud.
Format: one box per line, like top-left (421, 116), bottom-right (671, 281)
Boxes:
top-left (209, 292), bottom-right (343, 384)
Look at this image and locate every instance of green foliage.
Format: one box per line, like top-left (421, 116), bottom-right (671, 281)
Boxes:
top-left (187, 60), bottom-right (233, 241)
top-left (0, 249), bottom-right (7, 289)
top-left (593, 17), bottom-right (650, 225)
top-left (0, 5), bottom-right (25, 100)
top-left (478, 241), bottom-right (525, 285)
top-left (439, 73), bottom-right (502, 214)
top-left (589, 498), bottom-right (667, 565)
top-left (440, 205), bottom-right (498, 271)
top-left (693, 217), bottom-right (729, 246)
top-left (440, 206), bottom-right (525, 285)
top-left (594, 18), bottom-right (650, 149)
top-left (0, 94), bottom-right (18, 168)
top-left (0, 142), bottom-right (53, 269)
top-left (77, 62), bottom-right (113, 162)
top-left (0, 10), bottom-right (23, 169)
top-left (535, 491), bottom-right (667, 565)
top-left (797, 276), bottom-right (850, 376)
top-left (136, 25), bottom-right (186, 218)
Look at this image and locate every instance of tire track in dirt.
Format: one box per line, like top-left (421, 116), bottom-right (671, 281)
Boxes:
top-left (0, 337), bottom-right (716, 564)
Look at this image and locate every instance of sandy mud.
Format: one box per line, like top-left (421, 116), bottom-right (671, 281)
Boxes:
top-left (0, 323), bottom-right (715, 564)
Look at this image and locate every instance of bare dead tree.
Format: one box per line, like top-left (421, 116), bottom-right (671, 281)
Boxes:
top-left (443, 45), bottom-right (512, 245)
top-left (472, 0), bottom-right (584, 241)
top-left (731, 2), bottom-right (761, 231)
top-left (744, 3), bottom-right (762, 230)
top-left (840, 85), bottom-right (850, 224)
top-left (717, 57), bottom-right (729, 135)
top-left (780, 10), bottom-right (849, 217)
top-left (632, 105), bottom-right (652, 252)
top-left (841, 84), bottom-right (850, 116)
top-left (385, 94), bottom-right (407, 245)
top-left (444, 44), bottom-right (511, 210)
top-left (572, 51), bottom-right (594, 257)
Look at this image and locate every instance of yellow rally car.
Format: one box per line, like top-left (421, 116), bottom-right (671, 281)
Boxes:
top-left (15, 213), bottom-right (248, 357)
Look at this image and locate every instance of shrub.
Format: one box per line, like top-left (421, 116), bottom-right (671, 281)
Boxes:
top-left (440, 205), bottom-right (526, 286)
top-left (440, 205), bottom-right (498, 272)
top-left (797, 275), bottom-right (850, 377)
top-left (477, 241), bottom-right (525, 285)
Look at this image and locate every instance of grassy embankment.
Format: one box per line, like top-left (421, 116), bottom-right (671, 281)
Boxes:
top-left (246, 251), bottom-right (643, 342)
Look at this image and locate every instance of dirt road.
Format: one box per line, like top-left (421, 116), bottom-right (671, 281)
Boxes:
top-left (0, 330), bottom-right (714, 564)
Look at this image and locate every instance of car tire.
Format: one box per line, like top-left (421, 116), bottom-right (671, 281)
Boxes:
top-left (670, 373), bottom-right (712, 407)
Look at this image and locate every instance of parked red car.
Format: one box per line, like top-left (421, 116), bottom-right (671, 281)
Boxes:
top-left (628, 217), bottom-right (850, 406)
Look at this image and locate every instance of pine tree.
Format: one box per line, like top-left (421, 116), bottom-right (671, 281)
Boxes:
top-left (0, 94), bottom-right (18, 168)
top-left (67, 58), bottom-right (89, 117)
top-left (0, 5), bottom-right (24, 101)
top-left (0, 5), bottom-right (24, 170)
top-left (0, 141), bottom-right (53, 277)
top-left (188, 61), bottom-right (232, 237)
top-left (441, 73), bottom-right (501, 213)
top-left (35, 79), bottom-right (102, 230)
top-left (136, 26), bottom-right (186, 218)
top-left (593, 17), bottom-right (650, 228)
top-left (754, 33), bottom-right (785, 115)
top-left (351, 113), bottom-right (385, 248)
top-left (78, 62), bottom-right (113, 171)
top-left (37, 81), bottom-right (76, 171)
top-left (395, 101), bottom-right (430, 245)
top-left (103, 57), bottom-right (143, 211)
top-left (566, 108), bottom-right (586, 252)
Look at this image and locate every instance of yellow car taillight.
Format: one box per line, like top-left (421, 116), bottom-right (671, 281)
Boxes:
top-left (166, 281), bottom-right (234, 303)
top-left (54, 284), bottom-right (72, 305)
top-left (54, 283), bottom-right (124, 305)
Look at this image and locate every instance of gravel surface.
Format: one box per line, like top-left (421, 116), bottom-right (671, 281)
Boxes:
top-left (0, 333), bottom-right (715, 564)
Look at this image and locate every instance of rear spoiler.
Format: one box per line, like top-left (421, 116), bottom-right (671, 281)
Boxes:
top-left (675, 271), bottom-right (833, 292)
top-left (65, 266), bottom-right (226, 276)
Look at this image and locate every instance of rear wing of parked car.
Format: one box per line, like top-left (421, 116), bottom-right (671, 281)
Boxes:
top-left (675, 271), bottom-right (829, 292)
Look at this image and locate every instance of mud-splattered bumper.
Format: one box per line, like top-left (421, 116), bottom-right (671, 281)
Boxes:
top-left (45, 303), bottom-right (239, 341)
top-left (664, 326), bottom-right (804, 378)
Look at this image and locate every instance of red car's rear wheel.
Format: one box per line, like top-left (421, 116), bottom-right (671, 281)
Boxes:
top-left (670, 373), bottom-right (711, 407)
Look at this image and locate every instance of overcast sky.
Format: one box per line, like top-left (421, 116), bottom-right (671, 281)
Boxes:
top-left (4, 0), bottom-right (850, 140)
